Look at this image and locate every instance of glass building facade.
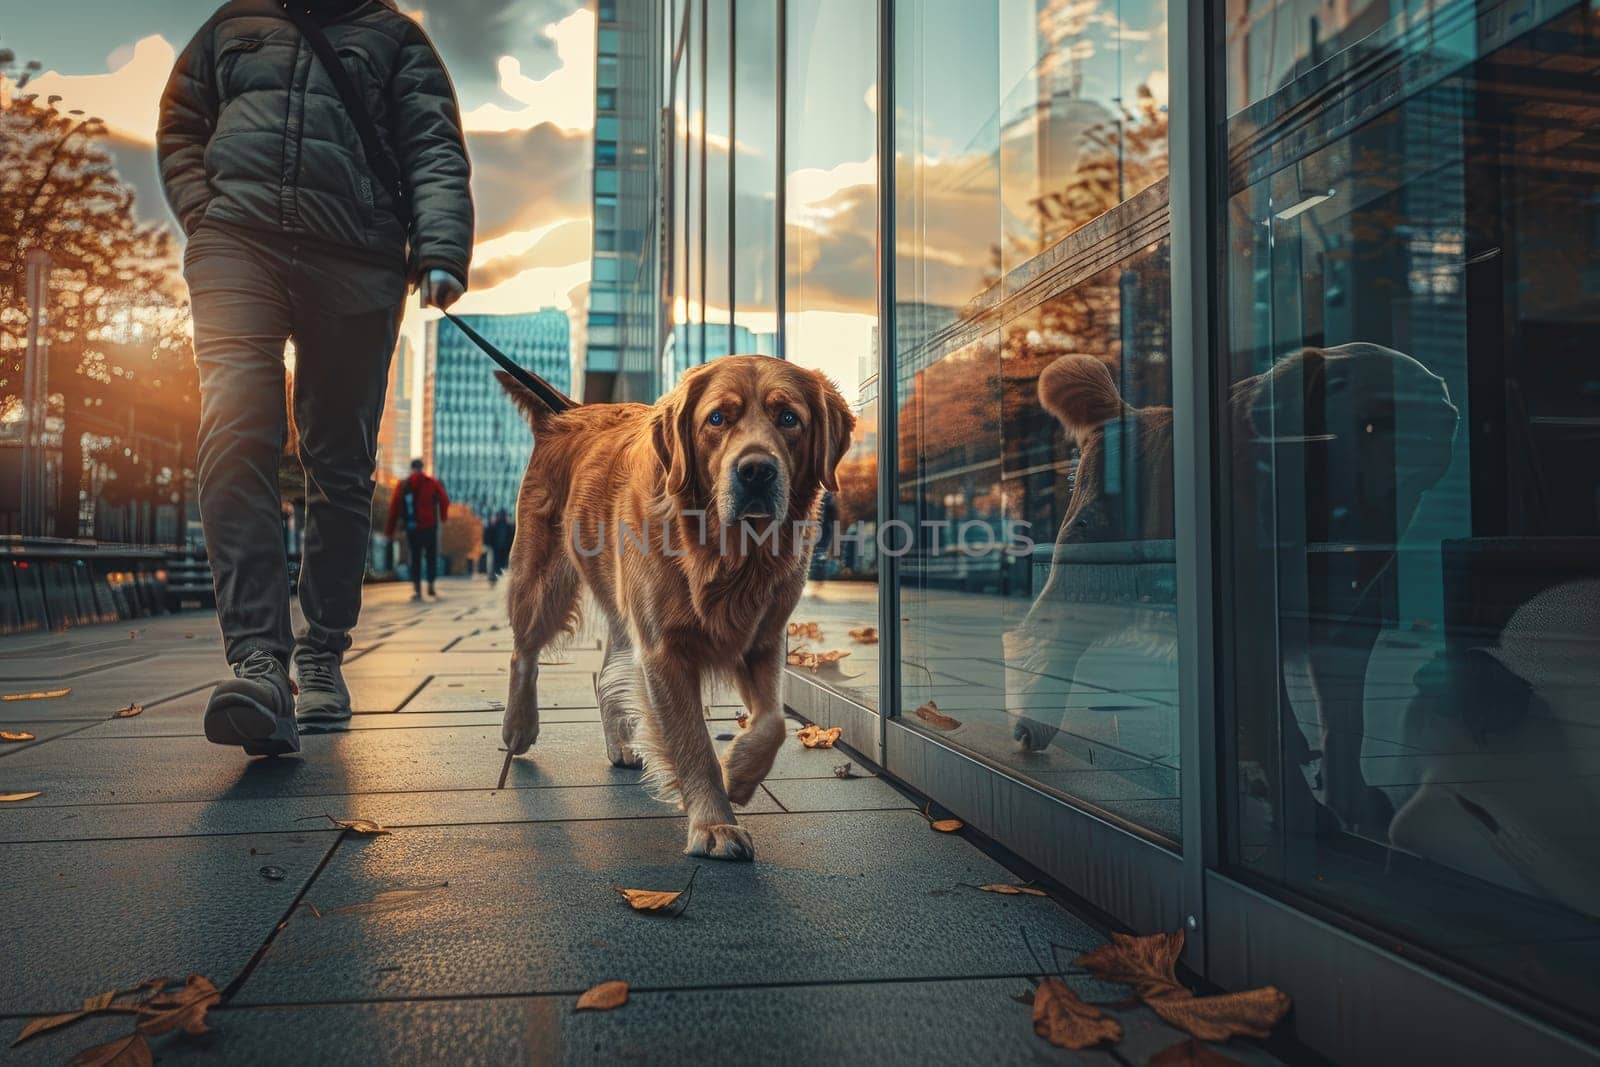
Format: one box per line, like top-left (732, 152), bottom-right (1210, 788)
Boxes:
top-left (589, 1), bottom-right (1600, 1059)
top-left (429, 309), bottom-right (572, 520)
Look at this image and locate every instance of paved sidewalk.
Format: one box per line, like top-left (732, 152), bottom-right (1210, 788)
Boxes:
top-left (1, 578), bottom-right (1285, 1065)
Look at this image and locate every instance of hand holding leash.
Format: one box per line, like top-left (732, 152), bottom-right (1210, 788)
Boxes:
top-left (421, 269), bottom-right (465, 310)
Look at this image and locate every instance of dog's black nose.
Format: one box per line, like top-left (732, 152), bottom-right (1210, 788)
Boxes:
top-left (736, 456), bottom-right (779, 490)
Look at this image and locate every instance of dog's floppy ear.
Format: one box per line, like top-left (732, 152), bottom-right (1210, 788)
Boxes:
top-left (1239, 347), bottom-right (1328, 442)
top-left (1038, 354), bottom-right (1123, 442)
top-left (651, 375), bottom-right (700, 496)
top-left (809, 370), bottom-right (857, 494)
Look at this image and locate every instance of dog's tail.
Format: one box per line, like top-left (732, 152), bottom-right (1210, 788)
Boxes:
top-left (1038, 354), bottom-right (1124, 440)
top-left (496, 370), bottom-right (580, 426)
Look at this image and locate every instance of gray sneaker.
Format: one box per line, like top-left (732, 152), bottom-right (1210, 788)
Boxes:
top-left (294, 648), bottom-right (352, 732)
top-left (205, 650), bottom-right (300, 756)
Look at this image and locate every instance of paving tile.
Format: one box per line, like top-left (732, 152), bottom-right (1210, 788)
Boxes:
top-left (346, 651), bottom-right (519, 677)
top-left (237, 811), bottom-right (1106, 1004)
top-left (1, 724), bottom-right (633, 806)
top-left (0, 671), bottom-right (219, 723)
top-left (401, 672), bottom-right (598, 712)
top-left (2, 721), bottom-right (856, 809)
top-left (0, 719), bottom-right (93, 757)
top-left (0, 783), bottom-right (781, 844)
top-left (0, 831), bottom-right (337, 1015)
top-left (761, 775), bottom-right (914, 812)
top-left (0, 977), bottom-right (1292, 1067)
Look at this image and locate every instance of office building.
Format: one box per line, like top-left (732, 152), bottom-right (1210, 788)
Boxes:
top-left (427, 309), bottom-right (571, 521)
top-left (588, 2), bottom-right (1600, 1059)
top-left (374, 335), bottom-right (414, 481)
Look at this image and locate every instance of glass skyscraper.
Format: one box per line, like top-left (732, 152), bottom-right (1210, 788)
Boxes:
top-left (427, 309), bottom-right (572, 521)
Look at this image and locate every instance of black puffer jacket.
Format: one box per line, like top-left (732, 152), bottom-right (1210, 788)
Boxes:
top-left (158, 0), bottom-right (473, 284)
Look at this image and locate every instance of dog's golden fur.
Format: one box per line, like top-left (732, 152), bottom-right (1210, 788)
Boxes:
top-left (497, 356), bottom-right (855, 860)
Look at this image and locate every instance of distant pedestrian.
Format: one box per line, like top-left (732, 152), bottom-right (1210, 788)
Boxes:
top-left (387, 460), bottom-right (451, 601)
top-left (484, 509), bottom-right (515, 586)
top-left (160, 0), bottom-right (474, 751)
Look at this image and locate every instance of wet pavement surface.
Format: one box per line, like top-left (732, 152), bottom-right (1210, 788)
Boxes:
top-left (0, 578), bottom-right (1288, 1065)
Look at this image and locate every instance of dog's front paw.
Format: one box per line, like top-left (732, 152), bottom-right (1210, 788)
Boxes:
top-left (602, 715), bottom-right (643, 769)
top-left (686, 822), bottom-right (754, 862)
top-left (501, 711), bottom-right (540, 755)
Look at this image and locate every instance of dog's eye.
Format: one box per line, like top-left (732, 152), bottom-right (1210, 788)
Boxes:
top-left (707, 411), bottom-right (725, 427)
top-left (778, 410), bottom-right (799, 428)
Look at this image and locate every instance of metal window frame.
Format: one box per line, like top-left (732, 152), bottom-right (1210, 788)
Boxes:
top-left (775, 0), bottom-right (787, 360)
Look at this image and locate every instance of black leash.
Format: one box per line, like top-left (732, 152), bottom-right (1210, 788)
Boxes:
top-left (440, 311), bottom-right (578, 413)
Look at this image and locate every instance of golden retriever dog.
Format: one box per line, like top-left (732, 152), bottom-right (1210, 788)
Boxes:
top-left (496, 356), bottom-right (855, 861)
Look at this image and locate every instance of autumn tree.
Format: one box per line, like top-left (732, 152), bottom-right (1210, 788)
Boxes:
top-left (1, 59), bottom-right (198, 541)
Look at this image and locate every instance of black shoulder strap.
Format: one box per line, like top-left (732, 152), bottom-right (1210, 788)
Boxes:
top-left (279, 3), bottom-right (411, 219)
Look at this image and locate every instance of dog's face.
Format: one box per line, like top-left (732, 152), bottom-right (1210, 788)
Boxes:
top-left (652, 356), bottom-right (856, 528)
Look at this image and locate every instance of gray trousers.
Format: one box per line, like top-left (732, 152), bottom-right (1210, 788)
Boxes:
top-left (184, 224), bottom-right (405, 665)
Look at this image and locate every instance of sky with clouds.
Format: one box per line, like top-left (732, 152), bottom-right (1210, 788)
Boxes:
top-left (2, 0), bottom-right (1169, 405)
top-left (3, 0), bottom-right (597, 394)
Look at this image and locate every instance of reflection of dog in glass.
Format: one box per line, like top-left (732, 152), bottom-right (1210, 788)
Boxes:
top-left (1008, 343), bottom-right (1458, 834)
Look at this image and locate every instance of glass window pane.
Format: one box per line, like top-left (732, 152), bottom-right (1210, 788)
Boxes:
top-left (784, 0), bottom-right (881, 711)
top-left (733, 0), bottom-right (779, 349)
top-left (1220, 0), bottom-right (1600, 1022)
top-left (894, 0), bottom-right (1179, 841)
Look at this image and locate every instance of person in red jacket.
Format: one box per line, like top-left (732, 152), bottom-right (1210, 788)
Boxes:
top-left (386, 459), bottom-right (450, 602)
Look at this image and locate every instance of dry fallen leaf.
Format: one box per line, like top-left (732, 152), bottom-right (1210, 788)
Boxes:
top-left (735, 713), bottom-right (749, 730)
top-left (832, 761), bottom-right (856, 779)
top-left (912, 701), bottom-right (962, 731)
top-left (848, 626), bottom-right (879, 644)
top-left (612, 867), bottom-right (698, 916)
top-left (0, 731), bottom-right (36, 743)
top-left (1077, 930), bottom-right (1291, 1042)
top-left (1147, 1037), bottom-right (1248, 1066)
top-left (68, 1031), bottom-right (152, 1067)
top-left (1031, 977), bottom-right (1122, 1050)
top-left (786, 621), bottom-right (824, 640)
top-left (786, 648), bottom-right (851, 670)
top-left (2, 688), bottom-right (71, 702)
top-left (976, 883), bottom-right (1048, 897)
top-left (575, 980), bottom-right (629, 1011)
top-left (0, 792), bottom-right (42, 803)
top-left (136, 975), bottom-right (220, 1037)
top-left (921, 804), bottom-right (963, 832)
top-left (795, 724), bottom-right (842, 748)
top-left (112, 704), bottom-right (143, 719)
top-left (1075, 930), bottom-right (1189, 1000)
top-left (1147, 988), bottom-right (1291, 1042)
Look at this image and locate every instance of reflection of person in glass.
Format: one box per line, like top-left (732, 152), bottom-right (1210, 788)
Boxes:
top-left (1007, 343), bottom-right (1458, 836)
top-left (158, 0), bottom-right (474, 752)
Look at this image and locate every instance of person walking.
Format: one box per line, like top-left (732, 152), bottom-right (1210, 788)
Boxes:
top-left (484, 509), bottom-right (515, 587)
top-left (386, 460), bottom-right (450, 601)
top-left (158, 0), bottom-right (474, 751)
